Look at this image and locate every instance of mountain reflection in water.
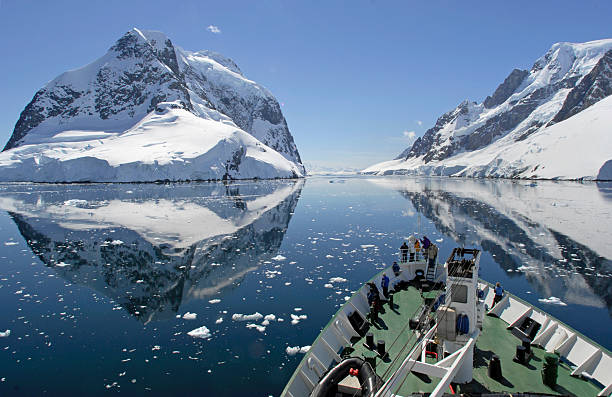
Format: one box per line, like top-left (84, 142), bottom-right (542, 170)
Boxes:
top-left (0, 180), bottom-right (304, 324)
top-left (368, 178), bottom-right (612, 316)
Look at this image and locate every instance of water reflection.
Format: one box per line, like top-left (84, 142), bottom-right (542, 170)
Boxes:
top-left (0, 180), bottom-right (304, 323)
top-left (368, 178), bottom-right (612, 316)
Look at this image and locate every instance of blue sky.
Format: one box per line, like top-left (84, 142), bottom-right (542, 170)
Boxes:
top-left (0, 0), bottom-right (611, 169)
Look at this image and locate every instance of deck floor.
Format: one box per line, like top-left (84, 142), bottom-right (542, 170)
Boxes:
top-left (347, 285), bottom-right (602, 396)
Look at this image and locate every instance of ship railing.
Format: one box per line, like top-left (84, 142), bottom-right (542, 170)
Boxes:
top-left (479, 281), bottom-right (612, 397)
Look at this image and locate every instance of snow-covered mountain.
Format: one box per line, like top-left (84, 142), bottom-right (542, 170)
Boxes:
top-left (0, 28), bottom-right (304, 182)
top-left (0, 180), bottom-right (303, 323)
top-left (364, 39), bottom-right (612, 180)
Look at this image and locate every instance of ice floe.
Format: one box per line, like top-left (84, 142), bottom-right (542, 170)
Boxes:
top-left (187, 325), bottom-right (212, 339)
top-left (232, 312), bottom-right (263, 322)
top-left (286, 345), bottom-right (310, 356)
top-left (0, 330), bottom-right (10, 338)
top-left (182, 312), bottom-right (197, 320)
top-left (208, 299), bottom-right (221, 304)
top-left (246, 323), bottom-right (266, 333)
top-left (329, 277), bottom-right (347, 283)
top-left (538, 296), bottom-right (567, 306)
top-left (271, 255), bottom-right (286, 261)
top-left (55, 262), bottom-right (71, 267)
top-left (290, 314), bottom-right (307, 325)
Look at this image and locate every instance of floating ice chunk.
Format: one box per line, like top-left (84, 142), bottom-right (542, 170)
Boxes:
top-left (136, 280), bottom-right (144, 283)
top-left (182, 312), bottom-right (197, 320)
top-left (152, 345), bottom-right (161, 351)
top-left (264, 314), bottom-right (276, 322)
top-left (215, 317), bottom-right (223, 324)
top-left (4, 242), bottom-right (18, 246)
top-left (110, 240), bottom-right (124, 245)
top-left (324, 284), bottom-right (333, 288)
top-left (538, 296), bottom-right (567, 306)
top-left (329, 238), bottom-right (343, 241)
top-left (0, 330), bottom-right (10, 338)
top-left (290, 314), bottom-right (308, 325)
top-left (360, 245), bottom-right (375, 249)
top-left (246, 323), bottom-right (266, 333)
top-left (436, 238), bottom-right (443, 242)
top-left (232, 312), bottom-right (263, 322)
top-left (294, 308), bottom-right (302, 312)
top-left (187, 325), bottom-right (212, 339)
top-left (516, 265), bottom-right (537, 272)
top-left (286, 345), bottom-right (311, 356)
top-left (63, 199), bottom-right (88, 207)
top-left (208, 299), bottom-right (221, 304)
top-left (271, 255), bottom-right (286, 261)
top-left (325, 255), bottom-right (334, 259)
top-left (329, 277), bottom-right (347, 283)
top-left (284, 282), bottom-right (292, 286)
top-left (55, 262), bottom-right (71, 267)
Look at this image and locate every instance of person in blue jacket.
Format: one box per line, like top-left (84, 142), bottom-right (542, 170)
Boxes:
top-left (381, 273), bottom-right (390, 298)
top-left (392, 261), bottom-right (400, 276)
top-left (493, 282), bottom-right (504, 307)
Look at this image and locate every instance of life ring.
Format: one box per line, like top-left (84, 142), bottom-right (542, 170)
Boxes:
top-left (309, 357), bottom-right (381, 397)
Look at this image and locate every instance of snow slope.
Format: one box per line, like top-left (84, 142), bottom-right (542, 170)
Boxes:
top-left (0, 103), bottom-right (302, 182)
top-left (364, 95), bottom-right (612, 180)
top-left (364, 39), bottom-right (612, 180)
top-left (0, 28), bottom-right (303, 181)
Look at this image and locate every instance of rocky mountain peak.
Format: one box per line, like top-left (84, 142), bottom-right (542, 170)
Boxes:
top-left (551, 49), bottom-right (612, 124)
top-left (483, 68), bottom-right (528, 109)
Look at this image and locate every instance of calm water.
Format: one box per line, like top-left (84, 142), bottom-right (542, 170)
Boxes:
top-left (0, 177), bottom-right (611, 396)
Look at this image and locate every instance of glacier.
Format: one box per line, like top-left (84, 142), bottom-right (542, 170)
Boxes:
top-left (0, 28), bottom-right (304, 182)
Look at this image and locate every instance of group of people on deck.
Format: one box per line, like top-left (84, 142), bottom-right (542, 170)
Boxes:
top-left (368, 236), bottom-right (441, 312)
top-left (399, 235), bottom-right (438, 266)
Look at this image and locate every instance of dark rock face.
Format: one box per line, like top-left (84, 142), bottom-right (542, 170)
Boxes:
top-left (471, 76), bottom-right (579, 149)
top-left (483, 69), bottom-right (529, 109)
top-left (551, 49), bottom-right (612, 124)
top-left (180, 60), bottom-right (302, 164)
top-left (4, 30), bottom-right (189, 151)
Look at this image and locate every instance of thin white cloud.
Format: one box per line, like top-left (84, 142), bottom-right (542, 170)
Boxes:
top-left (416, 120), bottom-right (423, 126)
top-left (207, 25), bottom-right (221, 34)
top-left (403, 130), bottom-right (416, 139)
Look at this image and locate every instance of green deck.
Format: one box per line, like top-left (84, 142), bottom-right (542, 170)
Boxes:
top-left (347, 286), bottom-right (603, 396)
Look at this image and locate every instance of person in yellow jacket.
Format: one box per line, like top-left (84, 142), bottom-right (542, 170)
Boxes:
top-left (414, 239), bottom-right (421, 260)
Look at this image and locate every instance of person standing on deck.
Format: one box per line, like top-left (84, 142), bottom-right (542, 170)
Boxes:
top-left (381, 273), bottom-right (390, 299)
top-left (400, 242), bottom-right (409, 263)
top-left (428, 243), bottom-right (438, 268)
top-left (392, 261), bottom-right (400, 276)
top-left (414, 239), bottom-right (421, 261)
top-left (422, 236), bottom-right (431, 261)
top-left (493, 282), bottom-right (504, 307)
top-left (407, 235), bottom-right (416, 261)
